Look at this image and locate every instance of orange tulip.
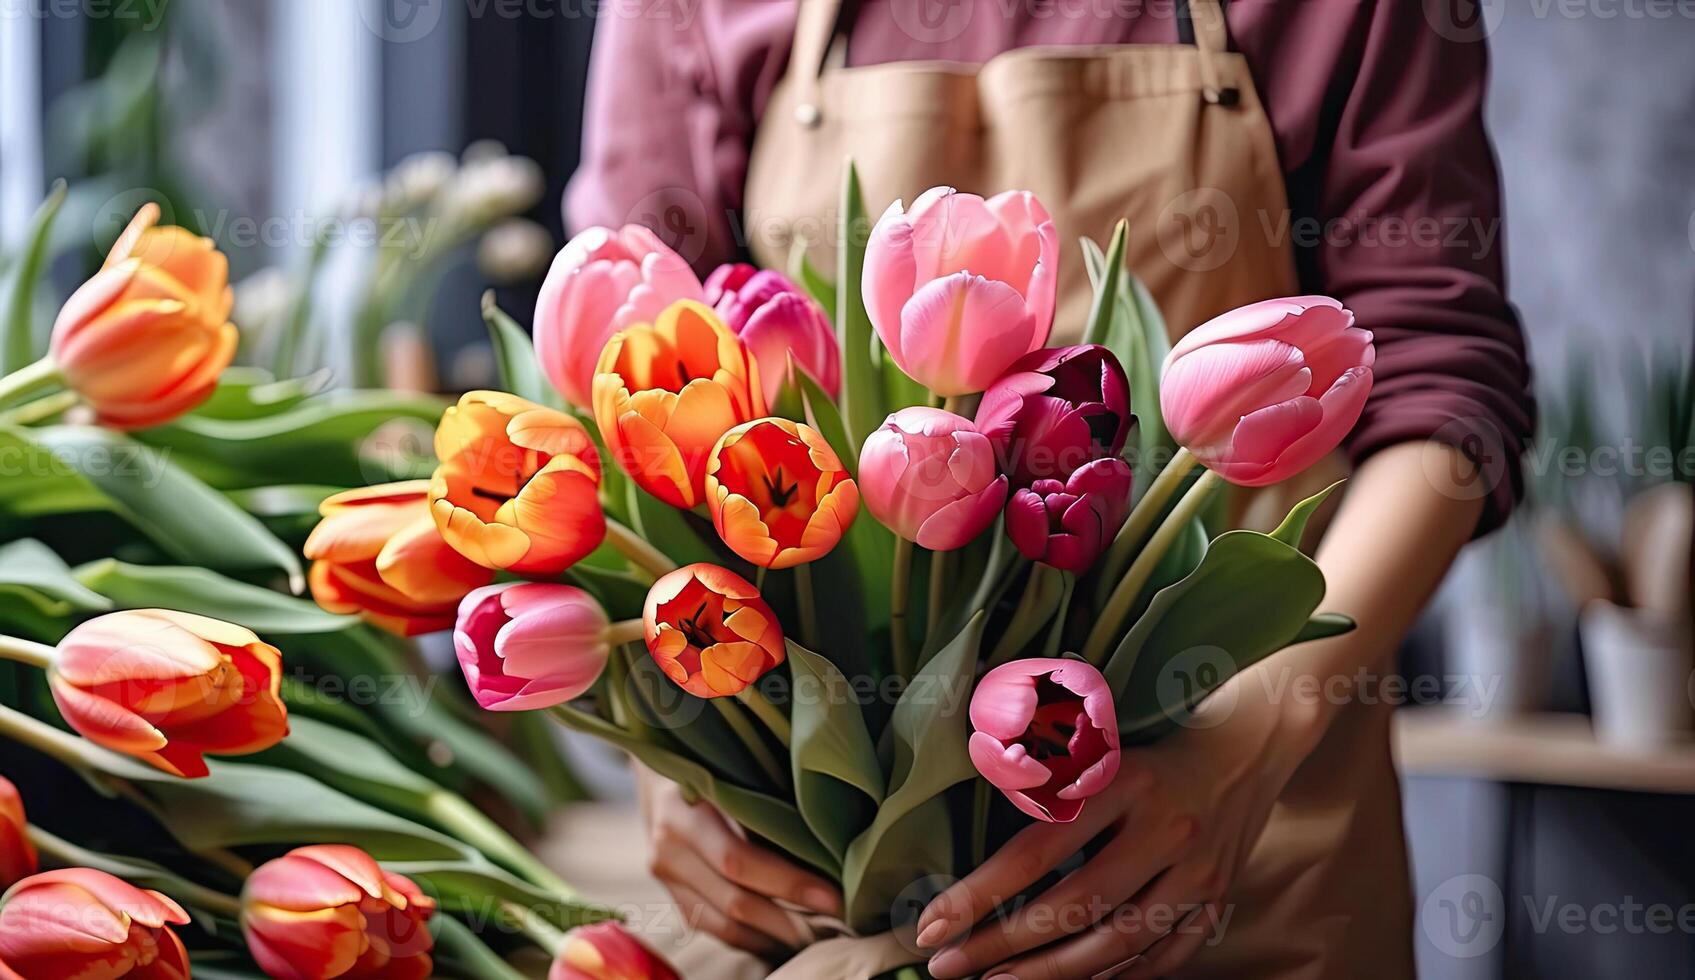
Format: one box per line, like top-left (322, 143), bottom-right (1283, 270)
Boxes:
top-left (243, 845), bottom-right (435, 980)
top-left (643, 563), bottom-right (784, 698)
top-left (706, 418), bottom-right (858, 569)
top-left (550, 922), bottom-right (681, 980)
top-left (47, 609), bottom-right (288, 778)
top-left (306, 480), bottom-right (494, 636)
top-left (0, 777), bottom-right (36, 890)
top-left (0, 868), bottom-right (191, 979)
top-left (430, 390), bottom-right (607, 577)
top-left (49, 203), bottom-right (237, 429)
top-left (593, 300), bottom-right (765, 509)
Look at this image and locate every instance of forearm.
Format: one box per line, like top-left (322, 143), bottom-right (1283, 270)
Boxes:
top-left (1241, 441), bottom-right (1485, 745)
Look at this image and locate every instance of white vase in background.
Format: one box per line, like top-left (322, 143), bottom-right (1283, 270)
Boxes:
top-left (1579, 600), bottom-right (1694, 749)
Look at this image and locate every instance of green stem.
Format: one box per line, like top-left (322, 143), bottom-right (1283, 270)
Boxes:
top-left (433, 915), bottom-right (536, 980)
top-left (1041, 572), bottom-right (1076, 658)
top-left (26, 826), bottom-right (245, 918)
top-left (711, 698), bottom-right (789, 790)
top-left (0, 634), bottom-right (55, 669)
top-left (0, 702), bottom-right (88, 767)
top-left (503, 899), bottom-right (569, 957)
top-left (735, 686), bottom-right (792, 748)
top-left (604, 519), bottom-right (678, 579)
top-left (0, 356), bottom-right (63, 412)
top-left (926, 549), bottom-right (949, 643)
top-left (1093, 447), bottom-right (1198, 606)
top-left (1083, 469), bottom-right (1223, 666)
top-left (793, 563), bottom-right (820, 650)
top-left (985, 564), bottom-right (1064, 667)
top-left (604, 619), bottom-right (645, 647)
top-left (890, 537), bottom-right (915, 679)
top-left (0, 389), bottom-right (78, 426)
top-left (424, 791), bottom-right (578, 899)
top-left (971, 778), bottom-right (992, 867)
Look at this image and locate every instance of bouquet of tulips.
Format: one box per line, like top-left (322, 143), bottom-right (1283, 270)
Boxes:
top-left (414, 167), bottom-right (1374, 948)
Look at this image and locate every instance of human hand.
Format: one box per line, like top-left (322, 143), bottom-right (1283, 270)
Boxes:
top-left (638, 768), bottom-right (843, 957)
top-left (915, 681), bottom-right (1322, 979)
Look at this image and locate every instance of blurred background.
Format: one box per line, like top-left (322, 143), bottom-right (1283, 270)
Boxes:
top-left (1, 0), bottom-right (1691, 977)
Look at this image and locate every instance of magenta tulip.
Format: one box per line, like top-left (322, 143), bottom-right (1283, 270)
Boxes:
top-left (968, 658), bottom-right (1120, 823)
top-left (975, 345), bottom-right (1133, 487)
top-left (1005, 457), bottom-right (1133, 574)
top-left (863, 187), bottom-right (1058, 396)
top-left (1161, 296), bottom-right (1374, 487)
top-left (858, 407), bottom-right (1008, 551)
top-left (705, 263), bottom-right (841, 399)
top-left (535, 224), bottom-right (704, 408)
top-left (454, 582), bottom-right (621, 711)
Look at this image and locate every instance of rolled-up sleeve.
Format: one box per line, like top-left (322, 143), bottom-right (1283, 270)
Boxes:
top-left (1312, 0), bottom-right (1534, 534)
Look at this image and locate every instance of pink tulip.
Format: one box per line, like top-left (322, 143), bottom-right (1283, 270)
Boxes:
top-left (858, 407), bottom-right (1008, 551)
top-left (705, 263), bottom-right (841, 399)
top-left (968, 658), bottom-right (1120, 823)
top-left (863, 187), bottom-right (1059, 396)
top-left (1004, 457), bottom-right (1133, 574)
top-left (454, 582), bottom-right (615, 711)
top-left (535, 224), bottom-right (704, 408)
top-left (550, 922), bottom-right (681, 980)
top-left (1161, 296), bottom-right (1374, 487)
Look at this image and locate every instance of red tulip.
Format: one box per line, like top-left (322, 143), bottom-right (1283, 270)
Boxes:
top-left (643, 564), bottom-right (784, 698)
top-left (550, 922), bottom-right (681, 980)
top-left (0, 869), bottom-right (191, 978)
top-left (0, 777), bottom-right (37, 890)
top-left (968, 658), bottom-right (1120, 823)
top-left (974, 345), bottom-right (1133, 487)
top-left (1004, 457), bottom-right (1133, 574)
top-left (242, 845), bottom-right (435, 980)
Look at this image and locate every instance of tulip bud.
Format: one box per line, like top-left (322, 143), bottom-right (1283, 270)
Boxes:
top-left (306, 481), bottom-right (494, 636)
top-left (704, 263), bottom-right (841, 399)
top-left (1161, 296), bottom-right (1374, 487)
top-left (0, 869), bottom-right (191, 978)
top-left (862, 187), bottom-right (1058, 396)
top-left (1005, 458), bottom-right (1133, 574)
top-left (430, 390), bottom-right (606, 576)
top-left (455, 582), bottom-right (633, 711)
top-left (975, 345), bottom-right (1133, 487)
top-left (643, 564), bottom-right (784, 698)
top-left (0, 776), bottom-right (37, 890)
top-left (968, 659), bottom-right (1120, 823)
top-left (706, 418), bottom-right (858, 569)
top-left (47, 610), bottom-right (288, 779)
top-left (535, 225), bottom-right (705, 409)
top-left (858, 407), bottom-right (1008, 551)
top-left (551, 922), bottom-right (681, 980)
top-left (593, 301), bottom-right (766, 509)
top-left (242, 845), bottom-right (435, 980)
top-left (50, 203), bottom-right (237, 429)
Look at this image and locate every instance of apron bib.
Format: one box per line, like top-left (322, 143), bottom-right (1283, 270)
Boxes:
top-left (741, 4), bottom-right (1415, 976)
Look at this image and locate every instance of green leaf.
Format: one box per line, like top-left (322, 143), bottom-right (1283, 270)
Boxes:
top-left (30, 426), bottom-right (302, 587)
top-left (0, 425), bottom-right (111, 519)
top-left (1105, 531), bottom-right (1326, 738)
top-left (192, 368), bottom-right (330, 420)
top-left (792, 249), bottom-right (839, 322)
top-left (1080, 221), bottom-right (1127, 348)
top-left (483, 292), bottom-right (565, 408)
top-left (624, 479), bottom-right (722, 569)
top-left (2, 180), bottom-right (67, 371)
top-left (0, 540), bottom-right (111, 630)
top-left (430, 915), bottom-right (534, 980)
top-left (1269, 480), bottom-right (1345, 549)
top-left (836, 162), bottom-right (885, 453)
top-left (787, 641), bottom-right (884, 863)
top-left (1081, 241), bottom-right (1173, 502)
top-left (1292, 612), bottom-right (1356, 644)
top-left (74, 560), bottom-right (352, 633)
top-left (841, 613), bottom-right (985, 929)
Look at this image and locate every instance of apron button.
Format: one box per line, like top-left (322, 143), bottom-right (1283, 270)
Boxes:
top-left (1203, 87), bottom-right (1241, 107)
top-left (794, 103), bottom-right (822, 128)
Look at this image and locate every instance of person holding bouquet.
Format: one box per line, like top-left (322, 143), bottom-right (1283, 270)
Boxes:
top-left (567, 1), bottom-right (1533, 977)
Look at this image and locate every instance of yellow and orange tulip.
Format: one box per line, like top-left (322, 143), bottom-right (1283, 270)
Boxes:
top-left (0, 776), bottom-right (36, 890)
top-left (49, 203), bottom-right (237, 429)
top-left (242, 845), bottom-right (436, 980)
top-left (306, 480), bottom-right (494, 636)
top-left (430, 390), bottom-right (606, 577)
top-left (0, 869), bottom-right (191, 979)
top-left (706, 418), bottom-right (857, 569)
top-left (643, 563), bottom-right (784, 698)
top-left (47, 609), bottom-right (288, 778)
top-left (593, 300), bottom-right (765, 509)
top-left (551, 922), bottom-right (681, 980)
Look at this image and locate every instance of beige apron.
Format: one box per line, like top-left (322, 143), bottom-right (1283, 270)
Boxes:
top-left (744, 2), bottom-right (1413, 976)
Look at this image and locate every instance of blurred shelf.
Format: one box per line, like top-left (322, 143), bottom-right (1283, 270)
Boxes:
top-left (1395, 709), bottom-right (1695, 794)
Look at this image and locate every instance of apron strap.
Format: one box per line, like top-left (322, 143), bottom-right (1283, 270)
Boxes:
top-left (1182, 0), bottom-right (1239, 106)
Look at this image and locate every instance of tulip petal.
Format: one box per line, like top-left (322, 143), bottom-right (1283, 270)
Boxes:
top-left (863, 200), bottom-right (918, 361)
top-left (914, 475), bottom-right (1006, 551)
top-left (968, 731), bottom-right (1051, 791)
top-left (898, 274), bottom-right (1035, 396)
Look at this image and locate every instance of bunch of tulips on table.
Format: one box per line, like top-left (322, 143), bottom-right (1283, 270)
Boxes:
top-left (344, 171), bottom-right (1367, 972)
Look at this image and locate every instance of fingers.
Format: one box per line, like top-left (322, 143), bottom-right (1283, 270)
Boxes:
top-left (668, 882), bottom-right (785, 957)
top-left (689, 809), bottom-right (843, 916)
top-left (664, 845), bottom-right (812, 948)
top-left (1123, 903), bottom-right (1222, 979)
top-left (916, 805), bottom-right (1116, 954)
top-left (983, 876), bottom-right (1222, 980)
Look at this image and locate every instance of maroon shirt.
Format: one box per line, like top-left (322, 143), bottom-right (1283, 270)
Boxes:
top-left (567, 0), bottom-right (1534, 531)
